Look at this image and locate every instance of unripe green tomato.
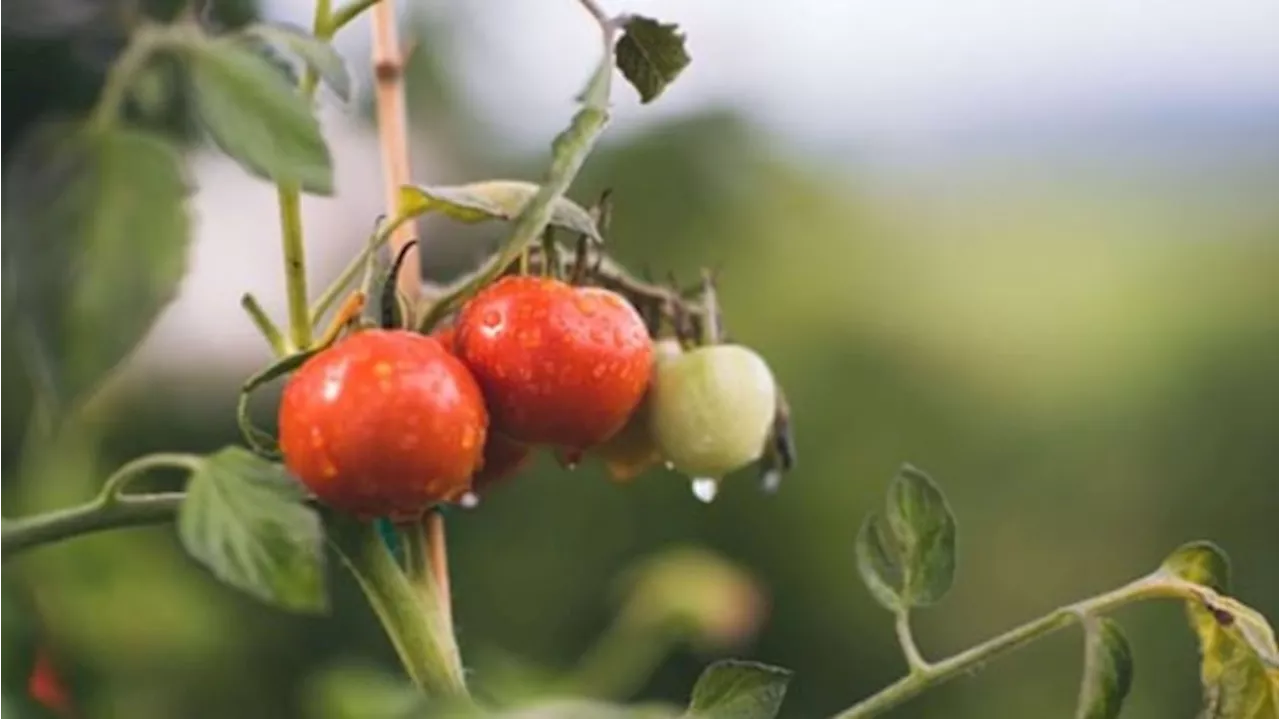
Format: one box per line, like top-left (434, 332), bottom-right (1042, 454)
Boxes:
top-left (648, 344), bottom-right (777, 479)
top-left (592, 339), bottom-right (685, 482)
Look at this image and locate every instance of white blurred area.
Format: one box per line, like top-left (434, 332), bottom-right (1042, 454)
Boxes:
top-left (127, 0), bottom-right (1276, 388)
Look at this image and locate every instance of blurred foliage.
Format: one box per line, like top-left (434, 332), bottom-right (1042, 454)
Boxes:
top-left (2, 4), bottom-right (1276, 719)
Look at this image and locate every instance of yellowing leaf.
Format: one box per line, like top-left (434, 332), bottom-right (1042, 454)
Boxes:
top-left (396, 181), bottom-right (602, 243)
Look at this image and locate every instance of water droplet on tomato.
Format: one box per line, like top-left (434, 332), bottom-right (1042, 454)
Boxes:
top-left (691, 477), bottom-right (719, 503)
top-left (460, 492), bottom-right (480, 509)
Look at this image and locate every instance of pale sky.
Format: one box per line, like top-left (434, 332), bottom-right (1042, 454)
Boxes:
top-left (269, 0), bottom-right (1277, 149)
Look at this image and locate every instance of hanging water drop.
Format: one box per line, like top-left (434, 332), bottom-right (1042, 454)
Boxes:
top-left (459, 492), bottom-right (481, 509)
top-left (760, 468), bottom-right (782, 495)
top-left (691, 477), bottom-right (719, 503)
top-left (663, 460), bottom-right (676, 471)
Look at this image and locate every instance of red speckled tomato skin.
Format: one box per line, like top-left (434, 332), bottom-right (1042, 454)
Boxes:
top-left (278, 330), bottom-right (488, 520)
top-left (454, 276), bottom-right (654, 449)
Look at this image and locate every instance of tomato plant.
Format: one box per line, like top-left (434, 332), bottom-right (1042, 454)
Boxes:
top-left (1, 0), bottom-right (1274, 718)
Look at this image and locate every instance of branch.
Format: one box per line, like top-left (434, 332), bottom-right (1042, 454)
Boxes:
top-left (831, 576), bottom-right (1208, 718)
top-left (2, 493), bottom-right (183, 560)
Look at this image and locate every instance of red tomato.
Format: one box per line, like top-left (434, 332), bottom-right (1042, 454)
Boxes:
top-left (472, 432), bottom-right (533, 494)
top-left (29, 646), bottom-right (72, 718)
top-left (454, 276), bottom-right (653, 449)
top-left (278, 330), bottom-right (488, 520)
top-left (431, 326), bottom-right (532, 495)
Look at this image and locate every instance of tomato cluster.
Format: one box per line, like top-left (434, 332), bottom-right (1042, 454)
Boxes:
top-left (277, 263), bottom-right (788, 521)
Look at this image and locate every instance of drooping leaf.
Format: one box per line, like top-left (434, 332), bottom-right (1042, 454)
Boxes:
top-left (178, 447), bottom-right (326, 613)
top-left (397, 182), bottom-right (603, 243)
top-left (1159, 542), bottom-right (1279, 718)
top-left (189, 40), bottom-right (333, 193)
top-left (854, 464), bottom-right (957, 609)
top-left (615, 16), bottom-right (691, 104)
top-left (684, 660), bottom-right (792, 719)
top-left (1188, 598), bottom-right (1278, 718)
top-left (1075, 617), bottom-right (1134, 719)
top-left (240, 22), bottom-right (351, 101)
top-left (1161, 541), bottom-right (1232, 594)
top-left (2, 122), bottom-right (190, 418)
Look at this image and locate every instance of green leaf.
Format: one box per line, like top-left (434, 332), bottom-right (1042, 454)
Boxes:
top-left (855, 464), bottom-right (957, 609)
top-left (1075, 617), bottom-right (1134, 719)
top-left (397, 181), bottom-right (603, 243)
top-left (855, 513), bottom-right (904, 611)
top-left (178, 447), bottom-right (326, 613)
top-left (615, 16), bottom-right (691, 104)
top-left (1161, 540), bottom-right (1232, 594)
top-left (2, 122), bottom-right (190, 417)
top-left (684, 660), bottom-right (792, 719)
top-left (189, 40), bottom-right (333, 194)
top-left (240, 22), bottom-right (351, 101)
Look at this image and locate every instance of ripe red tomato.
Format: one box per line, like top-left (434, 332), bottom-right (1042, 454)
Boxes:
top-left (28, 646), bottom-right (72, 718)
top-left (430, 325), bottom-right (532, 495)
top-left (454, 276), bottom-right (654, 449)
top-left (471, 432), bottom-right (533, 494)
top-left (278, 330), bottom-right (488, 520)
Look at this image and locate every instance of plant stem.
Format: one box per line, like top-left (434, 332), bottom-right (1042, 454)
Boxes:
top-left (90, 23), bottom-right (168, 129)
top-left (2, 494), bottom-right (184, 560)
top-left (2, 452), bottom-right (200, 560)
top-left (240, 293), bottom-right (288, 356)
top-left (273, 0), bottom-right (334, 353)
top-left (894, 611), bottom-right (929, 674)
top-left (328, 515), bottom-right (467, 696)
top-left (277, 188), bottom-right (313, 351)
top-left (329, 0), bottom-right (381, 34)
top-left (832, 577), bottom-right (1191, 718)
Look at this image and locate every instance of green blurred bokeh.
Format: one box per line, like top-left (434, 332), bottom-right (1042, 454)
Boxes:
top-left (3, 6), bottom-right (1276, 719)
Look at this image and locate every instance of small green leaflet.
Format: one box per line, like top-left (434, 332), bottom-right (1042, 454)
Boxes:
top-left (397, 181), bottom-right (603, 244)
top-left (683, 660), bottom-right (792, 719)
top-left (855, 464), bottom-right (958, 610)
top-left (239, 22), bottom-right (352, 101)
top-left (615, 16), bottom-right (691, 103)
top-left (1075, 617), bottom-right (1134, 719)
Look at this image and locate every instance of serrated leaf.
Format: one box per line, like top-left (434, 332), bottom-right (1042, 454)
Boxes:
top-left (241, 22), bottom-right (351, 101)
top-left (190, 40), bottom-right (333, 193)
top-left (178, 447), bottom-right (326, 613)
top-left (1161, 541), bottom-right (1232, 594)
top-left (2, 122), bottom-right (190, 418)
top-left (615, 16), bottom-right (690, 104)
top-left (684, 660), bottom-right (792, 719)
top-left (1075, 617), bottom-right (1134, 719)
top-left (855, 465), bottom-right (957, 609)
top-left (397, 181), bottom-right (603, 243)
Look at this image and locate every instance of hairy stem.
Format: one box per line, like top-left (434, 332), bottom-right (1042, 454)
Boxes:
top-left (328, 516), bottom-right (467, 696)
top-left (832, 576), bottom-right (1196, 718)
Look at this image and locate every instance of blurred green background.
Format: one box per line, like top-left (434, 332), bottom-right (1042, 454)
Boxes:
top-left (3, 1), bottom-right (1276, 718)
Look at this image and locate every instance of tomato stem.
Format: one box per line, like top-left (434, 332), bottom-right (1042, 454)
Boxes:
top-left (830, 576), bottom-right (1212, 718)
top-left (327, 515), bottom-right (468, 697)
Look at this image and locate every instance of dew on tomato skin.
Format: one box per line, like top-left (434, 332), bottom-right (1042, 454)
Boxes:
top-left (459, 492), bottom-right (480, 509)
